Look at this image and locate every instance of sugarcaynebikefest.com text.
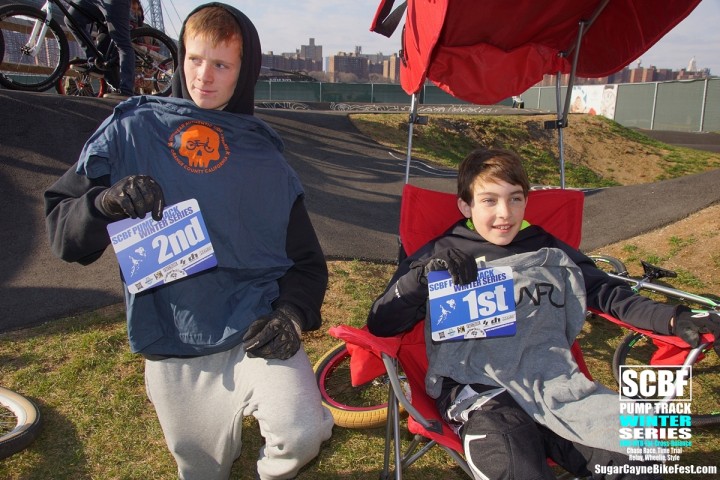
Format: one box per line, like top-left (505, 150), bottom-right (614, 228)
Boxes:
top-left (613, 365), bottom-right (717, 476)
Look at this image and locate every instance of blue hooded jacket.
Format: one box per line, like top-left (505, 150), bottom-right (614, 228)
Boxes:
top-left (45, 3), bottom-right (327, 356)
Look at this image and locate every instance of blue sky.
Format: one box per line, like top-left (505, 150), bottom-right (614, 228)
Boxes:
top-left (160, 0), bottom-right (719, 75)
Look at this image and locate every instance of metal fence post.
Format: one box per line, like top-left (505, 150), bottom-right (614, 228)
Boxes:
top-left (699, 77), bottom-right (708, 133)
top-left (650, 82), bottom-right (658, 131)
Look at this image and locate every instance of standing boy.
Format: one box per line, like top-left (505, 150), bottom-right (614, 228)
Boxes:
top-left (367, 148), bottom-right (719, 479)
top-left (45, 4), bottom-right (333, 479)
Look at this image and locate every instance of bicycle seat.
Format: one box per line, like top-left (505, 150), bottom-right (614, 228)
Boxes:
top-left (641, 260), bottom-right (677, 280)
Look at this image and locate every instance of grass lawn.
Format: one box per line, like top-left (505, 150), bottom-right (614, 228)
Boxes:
top-left (1, 255), bottom-right (718, 479)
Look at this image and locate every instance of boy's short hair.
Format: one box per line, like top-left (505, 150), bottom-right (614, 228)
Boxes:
top-left (457, 148), bottom-right (531, 203)
top-left (184, 6), bottom-right (243, 54)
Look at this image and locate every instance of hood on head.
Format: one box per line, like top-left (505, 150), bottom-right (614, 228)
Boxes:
top-left (171, 2), bottom-right (261, 115)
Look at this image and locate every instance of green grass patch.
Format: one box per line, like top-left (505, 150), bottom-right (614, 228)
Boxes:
top-left (2, 257), bottom-right (717, 479)
top-left (596, 116), bottom-right (665, 148)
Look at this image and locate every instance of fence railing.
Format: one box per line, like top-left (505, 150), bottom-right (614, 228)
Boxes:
top-left (254, 78), bottom-right (720, 133)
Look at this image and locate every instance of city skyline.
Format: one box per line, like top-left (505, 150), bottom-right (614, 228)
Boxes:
top-left (162, 0), bottom-right (719, 75)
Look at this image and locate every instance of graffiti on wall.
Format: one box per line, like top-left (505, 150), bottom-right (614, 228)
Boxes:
top-left (569, 85), bottom-right (618, 119)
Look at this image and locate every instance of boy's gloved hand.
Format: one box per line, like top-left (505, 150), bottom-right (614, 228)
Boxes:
top-left (416, 247), bottom-right (478, 286)
top-left (96, 175), bottom-right (165, 221)
top-left (242, 304), bottom-right (303, 360)
top-left (673, 310), bottom-right (720, 355)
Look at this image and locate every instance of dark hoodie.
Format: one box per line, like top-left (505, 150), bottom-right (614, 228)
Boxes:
top-left (44, 3), bottom-right (328, 355)
top-left (170, 2), bottom-right (262, 115)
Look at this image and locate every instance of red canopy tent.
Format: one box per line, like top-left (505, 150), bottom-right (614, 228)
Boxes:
top-left (371, 0), bottom-right (702, 186)
top-left (372, 0), bottom-right (701, 106)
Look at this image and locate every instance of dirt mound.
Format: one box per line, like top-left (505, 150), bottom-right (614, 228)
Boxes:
top-left (526, 114), bottom-right (667, 185)
top-left (351, 113), bottom-right (720, 187)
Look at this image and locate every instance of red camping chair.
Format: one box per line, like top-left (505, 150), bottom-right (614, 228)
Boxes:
top-left (329, 185), bottom-right (590, 479)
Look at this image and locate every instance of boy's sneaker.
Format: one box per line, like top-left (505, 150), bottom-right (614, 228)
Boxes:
top-left (103, 89), bottom-right (132, 100)
top-left (70, 60), bottom-right (104, 78)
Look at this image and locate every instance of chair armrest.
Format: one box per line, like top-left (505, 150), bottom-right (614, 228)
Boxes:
top-left (327, 325), bottom-right (404, 386)
top-left (328, 325), bottom-right (403, 358)
top-left (588, 308), bottom-right (714, 347)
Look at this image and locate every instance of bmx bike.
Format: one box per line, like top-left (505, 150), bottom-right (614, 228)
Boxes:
top-left (0, 0), bottom-right (177, 96)
top-left (589, 254), bottom-right (719, 427)
top-left (314, 342), bottom-right (409, 429)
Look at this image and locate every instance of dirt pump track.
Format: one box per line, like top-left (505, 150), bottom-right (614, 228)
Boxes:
top-left (1, 89), bottom-right (720, 332)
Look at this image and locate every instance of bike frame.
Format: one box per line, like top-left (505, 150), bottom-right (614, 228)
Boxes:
top-left (28, 0), bottom-right (106, 63)
top-left (605, 269), bottom-right (717, 403)
top-left (606, 271), bottom-right (719, 311)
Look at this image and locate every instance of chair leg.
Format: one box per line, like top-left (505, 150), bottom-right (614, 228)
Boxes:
top-left (381, 386), bottom-right (392, 478)
top-left (401, 436), bottom-right (433, 469)
top-left (380, 358), bottom-right (403, 480)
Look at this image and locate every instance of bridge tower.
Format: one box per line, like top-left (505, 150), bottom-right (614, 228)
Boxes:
top-left (145, 0), bottom-right (165, 32)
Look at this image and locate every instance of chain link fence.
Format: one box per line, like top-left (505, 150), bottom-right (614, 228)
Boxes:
top-left (255, 78), bottom-right (719, 133)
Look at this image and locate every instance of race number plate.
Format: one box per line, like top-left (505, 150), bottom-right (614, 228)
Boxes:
top-left (106, 199), bottom-right (216, 294)
top-left (428, 266), bottom-right (516, 341)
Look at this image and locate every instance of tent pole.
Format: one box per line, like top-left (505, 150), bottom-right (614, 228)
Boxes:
top-left (554, 73), bottom-right (566, 189)
top-left (561, 20), bottom-right (586, 128)
top-left (405, 92), bottom-right (419, 184)
top-left (553, 0), bottom-right (610, 188)
top-left (555, 18), bottom-right (588, 189)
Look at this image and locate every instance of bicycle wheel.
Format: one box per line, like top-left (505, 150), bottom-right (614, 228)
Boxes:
top-left (0, 5), bottom-right (69, 91)
top-left (314, 343), bottom-right (406, 429)
top-left (612, 333), bottom-right (720, 427)
top-left (55, 58), bottom-right (107, 97)
top-left (130, 26), bottom-right (177, 96)
top-left (0, 386), bottom-right (42, 459)
top-left (589, 254), bottom-right (627, 275)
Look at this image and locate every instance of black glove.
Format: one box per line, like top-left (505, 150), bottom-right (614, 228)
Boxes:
top-left (96, 175), bottom-right (165, 221)
top-left (242, 304), bottom-right (303, 360)
top-left (413, 247), bottom-right (478, 286)
top-left (673, 309), bottom-right (720, 355)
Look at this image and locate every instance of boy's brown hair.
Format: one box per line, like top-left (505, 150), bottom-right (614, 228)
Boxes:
top-left (457, 148), bottom-right (531, 203)
top-left (184, 6), bottom-right (243, 54)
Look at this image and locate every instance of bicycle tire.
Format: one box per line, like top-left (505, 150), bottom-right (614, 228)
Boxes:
top-left (0, 4), bottom-right (69, 91)
top-left (589, 254), bottom-right (628, 275)
top-left (314, 343), bottom-right (404, 429)
top-left (0, 386), bottom-right (42, 459)
top-left (130, 26), bottom-right (177, 96)
top-left (612, 332), bottom-right (720, 427)
top-left (55, 57), bottom-right (107, 97)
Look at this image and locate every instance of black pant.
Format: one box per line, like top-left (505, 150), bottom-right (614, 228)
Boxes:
top-left (437, 380), bottom-right (661, 480)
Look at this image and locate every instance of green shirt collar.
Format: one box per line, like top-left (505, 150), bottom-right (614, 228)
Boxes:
top-left (465, 219), bottom-right (531, 231)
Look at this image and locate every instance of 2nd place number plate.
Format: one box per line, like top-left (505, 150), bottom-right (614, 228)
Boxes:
top-left (106, 199), bottom-right (217, 294)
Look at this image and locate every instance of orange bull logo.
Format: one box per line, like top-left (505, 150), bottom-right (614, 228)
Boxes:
top-left (170, 121), bottom-right (230, 173)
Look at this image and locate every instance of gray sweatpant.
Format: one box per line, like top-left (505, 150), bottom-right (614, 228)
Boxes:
top-left (144, 343), bottom-right (334, 480)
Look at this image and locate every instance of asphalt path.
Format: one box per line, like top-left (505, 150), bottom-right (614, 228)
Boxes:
top-left (1, 89), bottom-right (719, 332)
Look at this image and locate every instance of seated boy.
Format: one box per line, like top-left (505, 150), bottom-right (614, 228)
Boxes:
top-left (367, 148), bottom-right (719, 480)
top-left (45, 4), bottom-right (332, 479)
